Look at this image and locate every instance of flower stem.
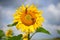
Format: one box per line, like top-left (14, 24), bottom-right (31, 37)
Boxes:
top-left (28, 33), bottom-right (30, 40)
top-left (30, 32), bottom-right (36, 39)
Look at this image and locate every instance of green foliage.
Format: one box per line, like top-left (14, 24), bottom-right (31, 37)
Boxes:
top-left (36, 27), bottom-right (50, 34)
top-left (0, 30), bottom-right (5, 38)
top-left (8, 34), bottom-right (22, 40)
top-left (7, 22), bottom-right (18, 27)
top-left (53, 37), bottom-right (60, 40)
top-left (57, 30), bottom-right (60, 34)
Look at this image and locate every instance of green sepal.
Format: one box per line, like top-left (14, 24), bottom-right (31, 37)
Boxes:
top-left (7, 22), bottom-right (18, 27)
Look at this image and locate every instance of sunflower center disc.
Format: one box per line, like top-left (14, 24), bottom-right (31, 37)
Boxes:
top-left (21, 13), bottom-right (36, 26)
top-left (25, 14), bottom-right (31, 21)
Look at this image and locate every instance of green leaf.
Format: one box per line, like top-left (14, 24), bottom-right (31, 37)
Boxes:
top-left (36, 27), bottom-right (50, 34)
top-left (7, 22), bottom-right (18, 27)
top-left (8, 34), bottom-right (22, 40)
top-left (0, 30), bottom-right (5, 38)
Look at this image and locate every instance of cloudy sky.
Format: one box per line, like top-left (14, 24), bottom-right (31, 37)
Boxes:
top-left (0, 0), bottom-right (60, 39)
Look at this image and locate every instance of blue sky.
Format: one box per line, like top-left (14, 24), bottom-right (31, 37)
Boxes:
top-left (0, 0), bottom-right (60, 39)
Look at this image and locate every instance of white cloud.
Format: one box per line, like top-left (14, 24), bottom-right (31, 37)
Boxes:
top-left (45, 3), bottom-right (60, 25)
top-left (47, 4), bottom-right (60, 17)
top-left (57, 3), bottom-right (60, 9)
top-left (24, 0), bottom-right (45, 8)
top-left (0, 7), bottom-right (16, 23)
top-left (47, 4), bottom-right (58, 14)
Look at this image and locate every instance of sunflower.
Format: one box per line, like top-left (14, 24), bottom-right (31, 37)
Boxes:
top-left (5, 29), bottom-right (13, 37)
top-left (23, 34), bottom-right (28, 40)
top-left (13, 5), bottom-right (44, 33)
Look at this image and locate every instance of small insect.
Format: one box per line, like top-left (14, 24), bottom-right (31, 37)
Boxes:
top-left (25, 8), bottom-right (27, 14)
top-left (31, 18), bottom-right (36, 24)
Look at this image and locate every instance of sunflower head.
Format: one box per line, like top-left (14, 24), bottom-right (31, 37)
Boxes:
top-left (13, 4), bottom-right (44, 33)
top-left (23, 34), bottom-right (28, 40)
top-left (5, 29), bottom-right (13, 37)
